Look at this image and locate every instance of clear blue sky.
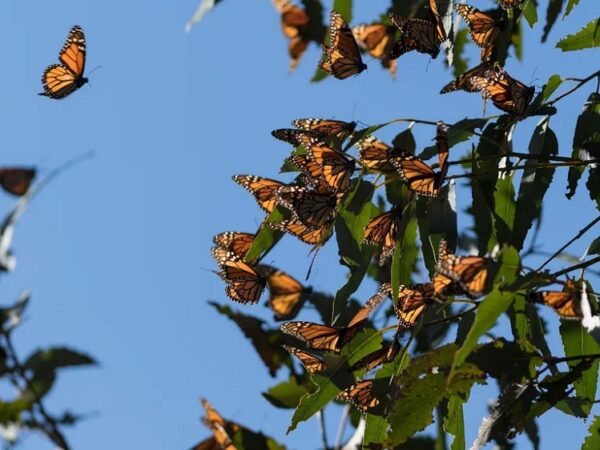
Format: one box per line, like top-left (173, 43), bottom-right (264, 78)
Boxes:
top-left (0, 0), bottom-right (598, 449)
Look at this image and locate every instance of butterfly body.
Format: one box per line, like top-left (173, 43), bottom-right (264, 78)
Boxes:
top-left (0, 168), bottom-right (36, 197)
top-left (40, 26), bottom-right (88, 99)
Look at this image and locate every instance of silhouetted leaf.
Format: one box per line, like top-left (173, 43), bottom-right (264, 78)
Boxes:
top-left (542, 74), bottom-right (563, 101)
top-left (0, 399), bottom-right (29, 425)
top-left (556, 18), bottom-right (600, 51)
top-left (564, 0), bottom-right (581, 17)
top-left (542, 0), bottom-right (565, 42)
top-left (392, 127), bottom-right (417, 153)
top-left (451, 28), bottom-right (470, 77)
top-left (0, 291), bottom-right (30, 332)
top-left (582, 415), bottom-right (600, 450)
top-left (263, 376), bottom-right (309, 409)
top-left (245, 209), bottom-right (285, 263)
top-left (522, 0), bottom-right (538, 27)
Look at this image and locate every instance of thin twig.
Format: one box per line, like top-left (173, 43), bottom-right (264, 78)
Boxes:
top-left (333, 405), bottom-right (350, 450)
top-left (546, 70), bottom-right (600, 106)
top-left (537, 215), bottom-right (600, 271)
top-left (316, 410), bottom-right (328, 450)
top-left (549, 255), bottom-right (600, 279)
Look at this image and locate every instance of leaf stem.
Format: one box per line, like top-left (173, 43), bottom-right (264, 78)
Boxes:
top-left (546, 70), bottom-right (600, 106)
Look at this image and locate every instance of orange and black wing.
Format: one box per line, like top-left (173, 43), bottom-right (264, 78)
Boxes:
top-left (211, 247), bottom-right (266, 304)
top-left (347, 285), bottom-right (390, 327)
top-left (363, 207), bottom-right (402, 263)
top-left (266, 269), bottom-right (307, 320)
top-left (356, 136), bottom-right (398, 174)
top-left (0, 168), bottom-right (36, 196)
top-left (212, 231), bottom-right (255, 259)
top-left (292, 118), bottom-right (356, 141)
top-left (268, 219), bottom-right (333, 246)
top-left (436, 241), bottom-right (491, 299)
top-left (496, 0), bottom-right (525, 9)
top-left (392, 152), bottom-right (443, 197)
top-left (271, 128), bottom-right (317, 146)
top-left (283, 345), bottom-right (328, 374)
top-left (232, 175), bottom-right (285, 214)
top-left (529, 280), bottom-right (582, 319)
top-left (486, 72), bottom-right (535, 115)
top-left (276, 186), bottom-right (337, 227)
top-left (40, 25), bottom-right (87, 99)
top-left (440, 62), bottom-right (500, 95)
top-left (388, 13), bottom-right (442, 59)
top-left (280, 321), bottom-right (356, 352)
top-left (320, 11), bottom-right (367, 79)
top-left (455, 4), bottom-right (501, 50)
top-left (337, 379), bottom-right (381, 413)
top-left (300, 136), bottom-right (355, 192)
top-left (394, 283), bottom-right (435, 327)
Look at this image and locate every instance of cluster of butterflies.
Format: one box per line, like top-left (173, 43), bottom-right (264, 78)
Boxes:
top-left (39, 25), bottom-right (88, 99)
top-left (275, 0), bottom-right (534, 116)
top-left (281, 239), bottom-right (594, 413)
top-left (0, 168), bottom-right (36, 197)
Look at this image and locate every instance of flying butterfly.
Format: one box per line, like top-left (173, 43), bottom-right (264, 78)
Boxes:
top-left (486, 70), bottom-right (535, 116)
top-left (363, 206), bottom-right (402, 265)
top-left (529, 279), bottom-right (584, 319)
top-left (352, 23), bottom-right (398, 78)
top-left (496, 0), bottom-right (525, 9)
top-left (40, 26), bottom-right (88, 99)
top-left (455, 3), bottom-right (503, 61)
top-left (283, 345), bottom-right (328, 374)
top-left (280, 286), bottom-right (387, 352)
top-left (435, 240), bottom-right (492, 299)
top-left (356, 136), bottom-right (402, 174)
top-left (298, 135), bottom-right (356, 192)
top-left (388, 0), bottom-right (447, 60)
top-left (293, 118), bottom-right (357, 142)
top-left (212, 232), bottom-right (255, 260)
top-left (263, 267), bottom-right (309, 320)
top-left (268, 217), bottom-right (334, 246)
top-left (211, 247), bottom-right (266, 304)
top-left (440, 62), bottom-right (502, 95)
top-left (337, 379), bottom-right (382, 413)
top-left (392, 121), bottom-right (449, 197)
top-left (320, 11), bottom-right (367, 79)
top-left (232, 175), bottom-right (285, 214)
top-left (0, 168), bottom-right (36, 197)
top-left (272, 0), bottom-right (310, 71)
top-left (276, 185), bottom-right (338, 227)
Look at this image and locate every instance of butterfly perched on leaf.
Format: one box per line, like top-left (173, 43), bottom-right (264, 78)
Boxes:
top-left (211, 247), bottom-right (266, 304)
top-left (40, 26), bottom-right (88, 99)
top-left (268, 218), bottom-right (334, 246)
top-left (529, 279), bottom-right (585, 319)
top-left (0, 168), bottom-right (36, 197)
top-left (320, 11), bottom-right (367, 79)
top-left (352, 23), bottom-right (398, 78)
top-left (496, 0), bottom-right (525, 9)
top-left (276, 185), bottom-right (338, 227)
top-left (212, 232), bottom-right (255, 261)
top-left (232, 175), bottom-right (285, 214)
top-left (381, 282), bottom-right (435, 328)
top-left (263, 267), bottom-right (309, 320)
top-left (337, 379), bottom-right (384, 413)
top-left (297, 135), bottom-right (356, 192)
top-left (388, 0), bottom-right (447, 60)
top-left (272, 0), bottom-right (310, 71)
top-left (363, 206), bottom-right (403, 265)
top-left (435, 240), bottom-right (493, 299)
top-left (392, 121), bottom-right (449, 197)
top-left (356, 136), bottom-right (402, 174)
top-left (440, 63), bottom-right (534, 115)
top-left (280, 286), bottom-right (388, 352)
top-left (293, 118), bottom-right (357, 142)
top-left (283, 345), bottom-right (328, 374)
top-left (455, 3), bottom-right (504, 62)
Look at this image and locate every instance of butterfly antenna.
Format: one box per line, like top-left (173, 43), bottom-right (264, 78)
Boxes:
top-left (305, 248), bottom-right (321, 281)
top-left (87, 65), bottom-right (102, 77)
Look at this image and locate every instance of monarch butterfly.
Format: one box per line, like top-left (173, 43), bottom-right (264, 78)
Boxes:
top-left (352, 23), bottom-right (398, 78)
top-left (280, 286), bottom-right (387, 352)
top-left (232, 175), bottom-right (285, 214)
top-left (40, 26), bottom-right (88, 99)
top-left (211, 247), bottom-right (266, 304)
top-left (440, 62), bottom-right (501, 95)
top-left (271, 128), bottom-right (317, 147)
top-left (298, 135), bottom-right (356, 192)
top-left (496, 0), bottom-right (525, 9)
top-left (283, 345), bottom-right (328, 374)
top-left (356, 136), bottom-right (402, 174)
top-left (529, 279), bottom-right (583, 319)
top-left (268, 218), bottom-right (334, 245)
top-left (264, 268), bottom-right (308, 320)
top-left (276, 186), bottom-right (338, 227)
top-left (337, 379), bottom-right (381, 413)
top-left (272, 0), bottom-right (310, 71)
top-left (455, 4), bottom-right (503, 61)
top-left (431, 271), bottom-right (456, 299)
top-left (352, 338), bottom-right (401, 371)
top-left (292, 118), bottom-right (357, 142)
top-left (381, 282), bottom-right (435, 328)
top-left (198, 399), bottom-right (238, 450)
top-left (320, 11), bottom-right (367, 79)
top-left (363, 206), bottom-right (402, 265)
top-left (391, 121), bottom-right (449, 197)
top-left (435, 240), bottom-right (492, 299)
top-left (0, 168), bottom-right (36, 197)
top-left (388, 0), bottom-right (446, 60)
top-left (212, 232), bottom-right (255, 260)
top-left (289, 154), bottom-right (332, 193)
top-left (486, 70), bottom-right (535, 116)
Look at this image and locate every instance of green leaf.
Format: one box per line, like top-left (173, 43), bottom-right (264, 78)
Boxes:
top-left (451, 28), bottom-right (470, 77)
top-left (364, 415), bottom-right (388, 448)
top-left (287, 329), bottom-right (382, 432)
top-left (392, 127), bottom-right (417, 152)
top-left (421, 118), bottom-right (489, 160)
top-left (24, 347), bottom-right (97, 372)
top-left (444, 395), bottom-right (466, 450)
top-left (542, 75), bottom-right (563, 100)
top-left (582, 415), bottom-right (600, 449)
top-left (332, 0), bottom-right (352, 22)
top-left (209, 302), bottom-right (292, 377)
top-left (565, 0), bottom-right (582, 17)
top-left (567, 93), bottom-right (600, 199)
top-left (522, 0), bottom-right (538, 28)
top-left (559, 320), bottom-right (600, 416)
top-left (542, 0), bottom-right (565, 42)
top-left (587, 236), bottom-right (600, 255)
top-left (469, 338), bottom-right (541, 381)
top-left (262, 376), bottom-right (308, 409)
top-left (493, 173), bottom-right (516, 246)
top-left (245, 209), bottom-right (284, 263)
top-left (391, 208), bottom-right (418, 289)
top-left (511, 120), bottom-right (558, 250)
top-left (557, 18), bottom-right (600, 51)
top-left (0, 399), bottom-right (30, 425)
